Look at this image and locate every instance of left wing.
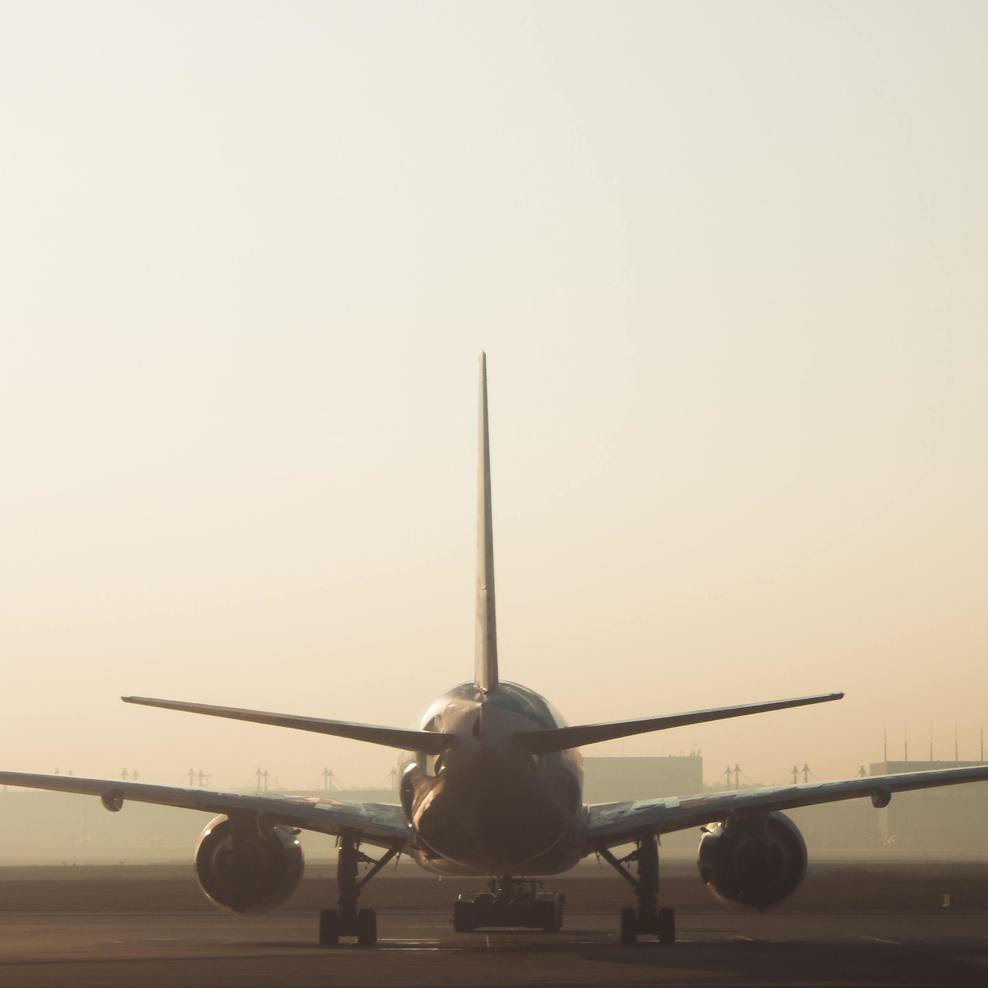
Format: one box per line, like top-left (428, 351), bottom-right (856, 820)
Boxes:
top-left (584, 764), bottom-right (988, 849)
top-left (0, 771), bottom-right (410, 849)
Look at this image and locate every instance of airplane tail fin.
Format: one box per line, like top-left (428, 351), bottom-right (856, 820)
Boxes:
top-left (475, 352), bottom-right (498, 693)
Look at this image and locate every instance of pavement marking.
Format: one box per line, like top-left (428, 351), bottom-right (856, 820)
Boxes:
top-left (371, 943), bottom-right (446, 952)
top-left (858, 936), bottom-right (900, 946)
top-left (379, 939), bottom-right (442, 949)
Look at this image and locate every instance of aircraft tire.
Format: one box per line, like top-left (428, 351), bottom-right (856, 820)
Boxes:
top-left (452, 900), bottom-right (475, 933)
top-left (619, 907), bottom-right (637, 944)
top-left (657, 907), bottom-right (675, 944)
top-left (319, 908), bottom-right (340, 946)
top-left (541, 894), bottom-right (564, 932)
top-left (357, 908), bottom-right (377, 946)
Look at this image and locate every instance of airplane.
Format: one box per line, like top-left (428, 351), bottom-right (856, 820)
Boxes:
top-left (4, 352), bottom-right (988, 946)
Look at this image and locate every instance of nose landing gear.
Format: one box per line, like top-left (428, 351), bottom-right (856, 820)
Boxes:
top-left (453, 876), bottom-right (565, 932)
top-left (596, 833), bottom-right (675, 944)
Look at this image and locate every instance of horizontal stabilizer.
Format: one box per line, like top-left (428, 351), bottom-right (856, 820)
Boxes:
top-left (514, 692), bottom-right (843, 755)
top-left (122, 696), bottom-right (453, 754)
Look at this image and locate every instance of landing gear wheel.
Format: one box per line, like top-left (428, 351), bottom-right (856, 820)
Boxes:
top-left (542, 893), bottom-right (565, 932)
top-left (356, 908), bottom-right (377, 946)
top-left (601, 836), bottom-right (676, 945)
top-left (319, 908), bottom-right (339, 946)
top-left (657, 906), bottom-right (675, 944)
top-left (452, 900), bottom-right (475, 933)
top-left (319, 829), bottom-right (400, 946)
top-left (619, 906), bottom-right (637, 944)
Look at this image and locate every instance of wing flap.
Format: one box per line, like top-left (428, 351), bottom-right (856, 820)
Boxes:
top-left (122, 696), bottom-right (451, 754)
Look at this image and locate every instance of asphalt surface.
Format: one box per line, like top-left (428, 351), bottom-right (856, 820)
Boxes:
top-left (1, 865), bottom-right (987, 986)
top-left (2, 908), bottom-right (988, 986)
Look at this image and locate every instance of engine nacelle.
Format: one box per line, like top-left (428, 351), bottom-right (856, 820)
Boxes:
top-left (697, 811), bottom-right (807, 910)
top-left (195, 814), bottom-right (304, 913)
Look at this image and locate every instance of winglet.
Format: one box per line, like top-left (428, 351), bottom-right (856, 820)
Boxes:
top-left (475, 352), bottom-right (499, 693)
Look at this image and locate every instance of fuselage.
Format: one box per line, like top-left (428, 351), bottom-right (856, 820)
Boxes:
top-left (400, 682), bottom-right (584, 876)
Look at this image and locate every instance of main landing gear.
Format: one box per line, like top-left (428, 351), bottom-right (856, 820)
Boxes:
top-left (453, 877), bottom-right (565, 932)
top-left (596, 833), bottom-right (675, 945)
top-left (318, 828), bottom-right (402, 946)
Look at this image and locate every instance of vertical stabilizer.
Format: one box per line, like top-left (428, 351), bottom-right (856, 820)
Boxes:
top-left (475, 352), bottom-right (499, 693)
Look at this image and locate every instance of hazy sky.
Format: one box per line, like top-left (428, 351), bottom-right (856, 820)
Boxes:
top-left (2, 1), bottom-right (986, 794)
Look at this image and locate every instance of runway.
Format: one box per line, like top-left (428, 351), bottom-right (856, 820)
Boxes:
top-left (2, 864), bottom-right (988, 986)
top-left (1, 909), bottom-right (987, 986)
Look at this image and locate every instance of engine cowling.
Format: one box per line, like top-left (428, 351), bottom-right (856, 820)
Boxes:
top-left (697, 811), bottom-right (806, 910)
top-left (195, 814), bottom-right (304, 913)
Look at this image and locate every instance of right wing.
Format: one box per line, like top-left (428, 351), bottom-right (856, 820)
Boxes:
top-left (0, 771), bottom-right (411, 849)
top-left (584, 764), bottom-right (988, 848)
top-left (122, 696), bottom-right (452, 755)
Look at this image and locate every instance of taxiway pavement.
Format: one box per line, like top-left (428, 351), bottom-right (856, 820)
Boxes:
top-left (1, 908), bottom-right (987, 987)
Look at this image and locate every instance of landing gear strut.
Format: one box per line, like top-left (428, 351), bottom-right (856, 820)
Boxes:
top-left (596, 833), bottom-right (675, 944)
top-left (318, 828), bottom-right (402, 946)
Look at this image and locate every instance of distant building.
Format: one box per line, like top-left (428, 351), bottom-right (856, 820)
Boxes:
top-left (582, 755), bottom-right (703, 804)
top-left (868, 761), bottom-right (988, 850)
top-left (581, 755), bottom-right (704, 852)
top-left (786, 798), bottom-right (877, 851)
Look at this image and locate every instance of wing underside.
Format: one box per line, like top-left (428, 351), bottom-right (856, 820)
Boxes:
top-left (0, 771), bottom-right (410, 849)
top-left (583, 764), bottom-right (988, 849)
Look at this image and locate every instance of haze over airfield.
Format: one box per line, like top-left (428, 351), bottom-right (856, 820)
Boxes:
top-left (2, 1), bottom-right (986, 794)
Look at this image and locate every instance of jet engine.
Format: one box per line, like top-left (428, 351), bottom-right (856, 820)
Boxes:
top-left (697, 811), bottom-right (806, 910)
top-left (195, 814), bottom-right (304, 913)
